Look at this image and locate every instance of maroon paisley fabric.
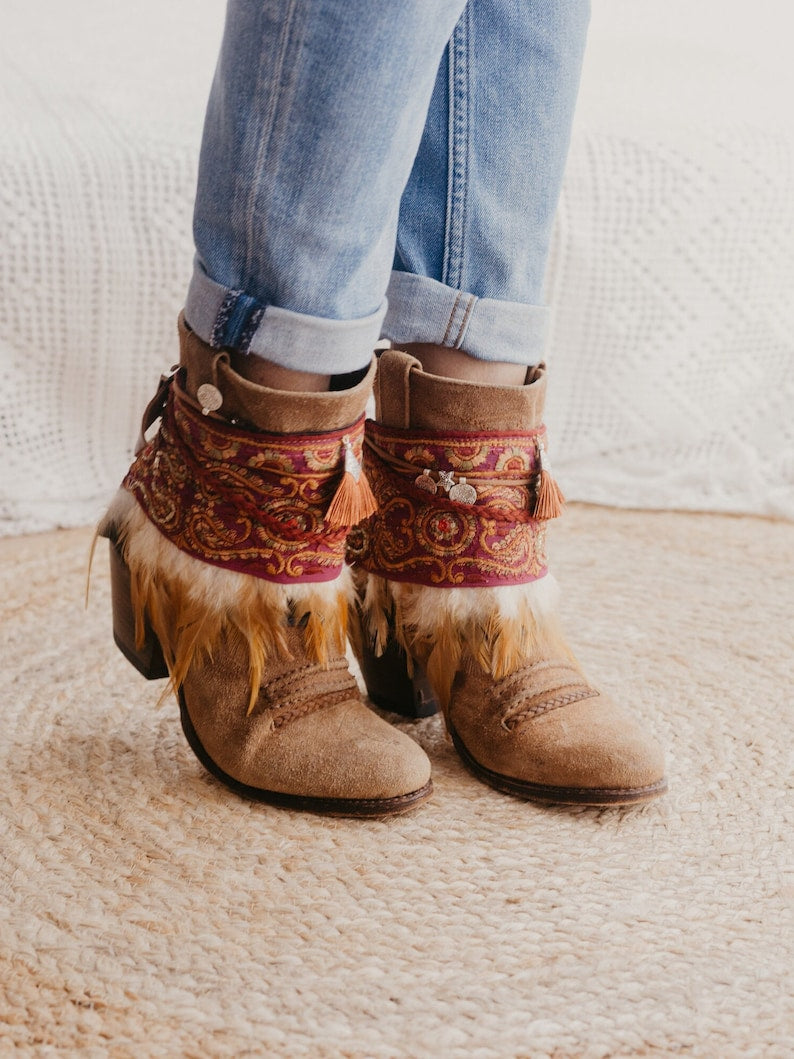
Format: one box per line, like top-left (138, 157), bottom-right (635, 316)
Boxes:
top-left (124, 378), bottom-right (362, 583)
top-left (348, 421), bottom-right (550, 588)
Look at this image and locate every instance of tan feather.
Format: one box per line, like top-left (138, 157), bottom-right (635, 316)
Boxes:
top-left (108, 491), bottom-right (349, 712)
top-left (355, 571), bottom-right (566, 716)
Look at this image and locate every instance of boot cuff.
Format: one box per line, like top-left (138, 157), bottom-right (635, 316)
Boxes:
top-left (124, 372), bottom-right (370, 583)
top-left (348, 419), bottom-right (553, 588)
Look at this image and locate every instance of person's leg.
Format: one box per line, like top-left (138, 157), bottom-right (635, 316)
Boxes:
top-left (351, 0), bottom-right (667, 805)
top-left (187, 0), bottom-right (468, 384)
top-left (385, 0), bottom-right (591, 380)
top-left (103, 0), bottom-right (476, 815)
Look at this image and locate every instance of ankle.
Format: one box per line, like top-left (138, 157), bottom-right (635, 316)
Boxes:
top-left (228, 350), bottom-right (330, 392)
top-left (401, 343), bottom-right (528, 387)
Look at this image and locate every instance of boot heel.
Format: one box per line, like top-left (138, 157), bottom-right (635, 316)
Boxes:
top-left (358, 636), bottom-right (438, 718)
top-left (108, 537), bottom-right (169, 680)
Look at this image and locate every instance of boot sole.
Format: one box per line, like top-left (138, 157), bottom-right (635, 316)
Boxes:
top-left (179, 692), bottom-right (433, 818)
top-left (449, 722), bottom-right (667, 807)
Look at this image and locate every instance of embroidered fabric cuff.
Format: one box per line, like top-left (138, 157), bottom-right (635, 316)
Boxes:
top-left (124, 375), bottom-right (368, 583)
top-left (347, 420), bottom-right (552, 588)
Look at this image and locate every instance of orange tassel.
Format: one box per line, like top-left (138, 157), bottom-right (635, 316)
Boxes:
top-left (325, 436), bottom-right (379, 527)
top-left (533, 437), bottom-right (565, 520)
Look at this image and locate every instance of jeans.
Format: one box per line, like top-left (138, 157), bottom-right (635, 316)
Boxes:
top-left (186, 0), bottom-right (590, 374)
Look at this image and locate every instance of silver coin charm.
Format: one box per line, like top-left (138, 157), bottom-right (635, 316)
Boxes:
top-left (448, 476), bottom-right (477, 504)
top-left (414, 469), bottom-right (438, 494)
top-left (197, 383), bottom-right (223, 416)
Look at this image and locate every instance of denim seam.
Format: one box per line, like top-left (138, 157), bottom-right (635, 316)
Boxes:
top-left (242, 0), bottom-right (299, 290)
top-left (211, 292), bottom-right (235, 349)
top-left (441, 291), bottom-right (463, 345)
top-left (210, 291), bottom-right (265, 350)
top-left (238, 305), bottom-right (266, 352)
top-left (453, 294), bottom-right (477, 348)
top-left (442, 6), bottom-right (471, 289)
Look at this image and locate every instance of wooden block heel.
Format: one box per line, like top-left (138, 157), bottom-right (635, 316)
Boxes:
top-left (108, 536), bottom-right (169, 680)
top-left (357, 636), bottom-right (438, 719)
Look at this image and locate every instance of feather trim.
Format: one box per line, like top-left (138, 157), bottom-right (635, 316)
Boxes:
top-left (103, 490), bottom-right (351, 714)
top-left (354, 572), bottom-right (570, 713)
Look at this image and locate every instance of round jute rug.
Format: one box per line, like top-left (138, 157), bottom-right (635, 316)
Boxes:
top-left (1, 506), bottom-right (792, 1058)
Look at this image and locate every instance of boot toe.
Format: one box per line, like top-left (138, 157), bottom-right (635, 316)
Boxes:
top-left (452, 693), bottom-right (666, 805)
top-left (190, 693), bottom-right (432, 808)
top-left (272, 698), bottom-right (433, 802)
top-left (526, 697), bottom-right (666, 794)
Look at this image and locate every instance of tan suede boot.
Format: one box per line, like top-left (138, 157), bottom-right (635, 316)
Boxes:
top-left (100, 319), bottom-right (432, 816)
top-left (348, 349), bottom-right (666, 806)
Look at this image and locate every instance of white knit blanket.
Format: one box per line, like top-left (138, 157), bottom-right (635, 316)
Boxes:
top-left (1, 0), bottom-right (793, 534)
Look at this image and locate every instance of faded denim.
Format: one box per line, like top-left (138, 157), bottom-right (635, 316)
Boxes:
top-left (186, 0), bottom-right (590, 373)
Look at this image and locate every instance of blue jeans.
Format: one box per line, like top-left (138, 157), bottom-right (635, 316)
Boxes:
top-left (186, 0), bottom-right (590, 374)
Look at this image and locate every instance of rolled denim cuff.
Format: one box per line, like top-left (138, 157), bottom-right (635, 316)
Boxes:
top-left (186, 260), bottom-right (387, 375)
top-left (382, 272), bottom-right (549, 365)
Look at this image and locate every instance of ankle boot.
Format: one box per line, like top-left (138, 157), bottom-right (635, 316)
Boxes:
top-left (99, 318), bottom-right (432, 816)
top-left (347, 350), bottom-right (666, 806)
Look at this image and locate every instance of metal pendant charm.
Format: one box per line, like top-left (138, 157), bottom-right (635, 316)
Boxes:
top-left (342, 436), bottom-right (362, 481)
top-left (448, 476), bottom-right (477, 504)
top-left (197, 383), bottom-right (223, 416)
top-left (438, 470), bottom-right (456, 494)
top-left (414, 469), bottom-right (438, 494)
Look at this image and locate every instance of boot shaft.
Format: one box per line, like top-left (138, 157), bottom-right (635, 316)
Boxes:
top-left (350, 347), bottom-right (558, 590)
top-left (374, 348), bottom-right (547, 433)
top-left (178, 313), bottom-right (374, 434)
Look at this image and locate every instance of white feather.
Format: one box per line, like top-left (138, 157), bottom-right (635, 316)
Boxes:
top-left (102, 488), bottom-right (351, 617)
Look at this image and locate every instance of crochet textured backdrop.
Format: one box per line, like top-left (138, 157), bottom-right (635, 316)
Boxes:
top-left (1, 0), bottom-right (793, 533)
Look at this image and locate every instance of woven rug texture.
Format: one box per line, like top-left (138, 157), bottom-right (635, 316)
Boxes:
top-left (1, 506), bottom-right (792, 1058)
